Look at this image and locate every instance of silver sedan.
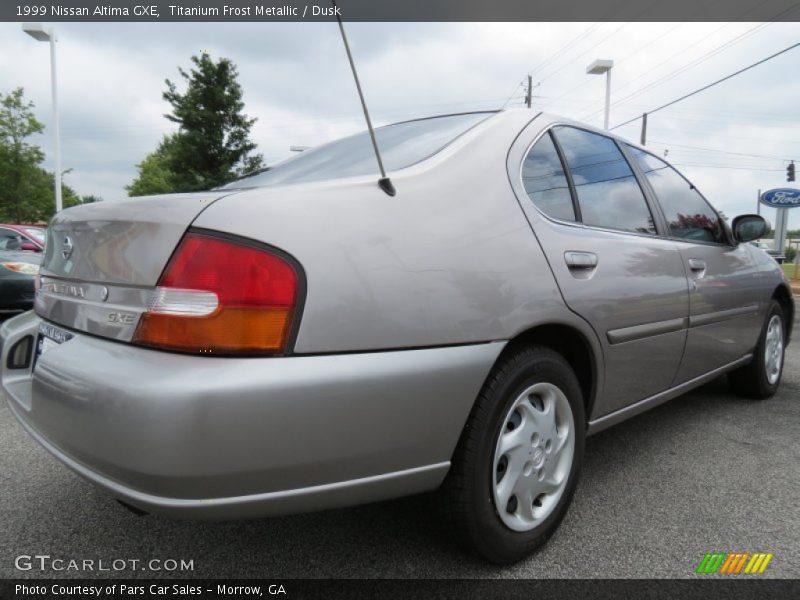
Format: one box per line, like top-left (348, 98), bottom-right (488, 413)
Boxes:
top-left (1, 110), bottom-right (793, 564)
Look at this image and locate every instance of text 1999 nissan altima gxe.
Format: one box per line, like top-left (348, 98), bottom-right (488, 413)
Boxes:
top-left (0, 110), bottom-right (793, 564)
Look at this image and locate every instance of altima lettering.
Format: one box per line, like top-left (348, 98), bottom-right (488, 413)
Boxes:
top-left (42, 282), bottom-right (85, 298)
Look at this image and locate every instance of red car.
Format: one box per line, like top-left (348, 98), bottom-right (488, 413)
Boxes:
top-left (0, 224), bottom-right (46, 252)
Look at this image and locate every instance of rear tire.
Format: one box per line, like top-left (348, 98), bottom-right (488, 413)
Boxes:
top-left (728, 300), bottom-right (786, 400)
top-left (441, 346), bottom-right (585, 565)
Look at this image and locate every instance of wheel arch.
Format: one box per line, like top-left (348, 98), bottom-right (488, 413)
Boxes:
top-left (772, 283), bottom-right (794, 343)
top-left (495, 323), bottom-right (600, 422)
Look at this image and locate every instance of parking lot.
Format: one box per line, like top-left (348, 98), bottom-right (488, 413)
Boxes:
top-left (1, 314), bottom-right (798, 579)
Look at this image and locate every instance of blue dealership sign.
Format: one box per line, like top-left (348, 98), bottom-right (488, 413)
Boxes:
top-left (760, 188), bottom-right (800, 208)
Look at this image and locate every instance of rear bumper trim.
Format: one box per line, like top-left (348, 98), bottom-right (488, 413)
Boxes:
top-left (2, 312), bottom-right (501, 518)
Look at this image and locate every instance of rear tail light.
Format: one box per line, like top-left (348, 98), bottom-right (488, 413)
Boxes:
top-left (133, 232), bottom-right (300, 355)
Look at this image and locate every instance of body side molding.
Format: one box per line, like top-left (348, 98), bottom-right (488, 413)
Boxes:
top-left (587, 354), bottom-right (753, 435)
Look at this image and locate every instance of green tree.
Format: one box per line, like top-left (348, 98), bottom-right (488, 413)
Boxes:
top-left (0, 88), bottom-right (100, 222)
top-left (126, 134), bottom-right (180, 196)
top-left (19, 168), bottom-right (84, 222)
top-left (0, 87), bottom-right (45, 222)
top-left (128, 53), bottom-right (263, 195)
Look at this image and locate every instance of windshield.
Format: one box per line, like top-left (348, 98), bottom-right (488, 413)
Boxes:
top-left (24, 227), bottom-right (45, 243)
top-left (222, 112), bottom-right (494, 189)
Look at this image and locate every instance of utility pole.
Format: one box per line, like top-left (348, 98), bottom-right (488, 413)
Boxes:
top-left (757, 188), bottom-right (761, 215)
top-left (640, 113), bottom-right (648, 145)
top-left (525, 74), bottom-right (532, 109)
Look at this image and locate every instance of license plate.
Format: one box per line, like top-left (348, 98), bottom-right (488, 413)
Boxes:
top-left (35, 322), bottom-right (74, 364)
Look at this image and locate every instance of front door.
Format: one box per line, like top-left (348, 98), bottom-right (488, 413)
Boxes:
top-left (625, 147), bottom-right (763, 383)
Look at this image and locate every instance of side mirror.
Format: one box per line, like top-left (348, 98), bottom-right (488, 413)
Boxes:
top-left (731, 214), bottom-right (768, 244)
top-left (20, 241), bottom-right (41, 252)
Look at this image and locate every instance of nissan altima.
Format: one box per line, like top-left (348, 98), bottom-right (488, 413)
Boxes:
top-left (0, 110), bottom-right (793, 564)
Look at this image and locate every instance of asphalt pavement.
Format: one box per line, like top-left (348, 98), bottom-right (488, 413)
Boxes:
top-left (1, 315), bottom-right (798, 579)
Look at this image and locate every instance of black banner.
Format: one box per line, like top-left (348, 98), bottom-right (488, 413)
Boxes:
top-left (4, 0), bottom-right (800, 22)
top-left (2, 579), bottom-right (800, 600)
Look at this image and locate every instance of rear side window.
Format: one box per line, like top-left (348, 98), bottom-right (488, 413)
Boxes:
top-left (553, 127), bottom-right (655, 235)
top-left (627, 147), bottom-right (725, 244)
top-left (521, 133), bottom-right (575, 222)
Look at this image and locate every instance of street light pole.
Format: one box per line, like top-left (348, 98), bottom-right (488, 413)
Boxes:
top-left (586, 59), bottom-right (614, 130)
top-left (604, 67), bottom-right (611, 130)
top-left (22, 23), bottom-right (62, 214)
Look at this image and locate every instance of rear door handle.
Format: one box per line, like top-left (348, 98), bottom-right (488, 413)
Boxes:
top-left (565, 251), bottom-right (598, 269)
top-left (688, 258), bottom-right (706, 272)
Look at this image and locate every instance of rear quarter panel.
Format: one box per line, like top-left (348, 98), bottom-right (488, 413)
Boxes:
top-left (193, 112), bottom-right (601, 364)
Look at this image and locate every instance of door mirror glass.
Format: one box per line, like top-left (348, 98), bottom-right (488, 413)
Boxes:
top-left (731, 214), bottom-right (768, 243)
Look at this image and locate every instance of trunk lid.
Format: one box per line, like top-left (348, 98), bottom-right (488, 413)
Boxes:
top-left (36, 191), bottom-right (236, 341)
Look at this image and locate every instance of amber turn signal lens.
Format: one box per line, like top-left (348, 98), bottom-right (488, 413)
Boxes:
top-left (135, 308), bottom-right (293, 354)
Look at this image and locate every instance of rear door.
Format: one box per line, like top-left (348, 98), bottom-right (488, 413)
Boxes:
top-left (509, 124), bottom-right (690, 417)
top-left (625, 147), bottom-right (763, 383)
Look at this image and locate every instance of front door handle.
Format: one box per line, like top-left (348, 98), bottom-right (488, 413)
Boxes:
top-left (565, 251), bottom-right (598, 269)
top-left (688, 258), bottom-right (706, 272)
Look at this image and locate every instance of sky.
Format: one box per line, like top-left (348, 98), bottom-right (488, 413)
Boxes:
top-left (2, 20), bottom-right (800, 231)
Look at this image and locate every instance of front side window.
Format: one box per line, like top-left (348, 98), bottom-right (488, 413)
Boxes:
top-left (552, 127), bottom-right (655, 234)
top-left (627, 147), bottom-right (725, 244)
top-left (521, 133), bottom-right (575, 222)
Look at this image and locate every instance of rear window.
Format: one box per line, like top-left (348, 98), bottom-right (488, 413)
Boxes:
top-left (222, 112), bottom-right (493, 189)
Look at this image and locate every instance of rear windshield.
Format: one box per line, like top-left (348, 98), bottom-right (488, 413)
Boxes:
top-left (221, 112), bottom-right (494, 189)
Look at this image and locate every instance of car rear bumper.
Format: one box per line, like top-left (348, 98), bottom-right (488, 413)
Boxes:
top-left (1, 312), bottom-right (502, 518)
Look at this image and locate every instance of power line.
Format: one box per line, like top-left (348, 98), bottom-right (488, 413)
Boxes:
top-left (580, 1), bottom-right (800, 122)
top-left (534, 21), bottom-right (689, 112)
top-left (592, 21), bottom-right (774, 117)
top-left (649, 140), bottom-right (798, 163)
top-left (535, 23), bottom-right (630, 85)
top-left (610, 42), bottom-right (800, 130)
top-left (526, 23), bottom-right (602, 80)
top-left (501, 80), bottom-right (526, 108)
top-left (501, 23), bottom-right (605, 109)
top-left (670, 163), bottom-right (785, 172)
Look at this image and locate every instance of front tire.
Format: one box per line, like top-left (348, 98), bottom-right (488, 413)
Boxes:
top-left (728, 300), bottom-right (786, 399)
top-left (442, 346), bottom-right (585, 564)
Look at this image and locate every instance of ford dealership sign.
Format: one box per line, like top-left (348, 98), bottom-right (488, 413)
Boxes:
top-left (760, 188), bottom-right (800, 208)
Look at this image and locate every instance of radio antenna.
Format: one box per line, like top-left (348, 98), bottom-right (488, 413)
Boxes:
top-left (332, 0), bottom-right (396, 196)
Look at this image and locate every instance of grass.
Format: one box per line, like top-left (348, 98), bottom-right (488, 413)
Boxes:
top-left (782, 263), bottom-right (800, 280)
